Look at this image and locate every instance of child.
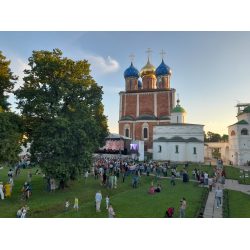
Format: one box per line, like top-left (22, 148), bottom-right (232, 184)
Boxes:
top-left (151, 180), bottom-right (154, 186)
top-left (66, 199), bottom-right (69, 212)
top-left (17, 207), bottom-right (22, 218)
top-left (74, 196), bottom-right (78, 212)
top-left (106, 195), bottom-right (109, 209)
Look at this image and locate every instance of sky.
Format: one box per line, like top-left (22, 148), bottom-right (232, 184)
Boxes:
top-left (1, 31), bottom-right (250, 136)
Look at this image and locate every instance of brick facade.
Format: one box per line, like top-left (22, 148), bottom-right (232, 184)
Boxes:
top-left (119, 89), bottom-right (176, 150)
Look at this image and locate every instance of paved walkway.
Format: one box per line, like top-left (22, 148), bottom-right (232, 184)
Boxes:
top-left (142, 172), bottom-right (250, 218)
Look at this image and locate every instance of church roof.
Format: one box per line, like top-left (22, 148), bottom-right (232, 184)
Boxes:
top-left (171, 106), bottom-right (186, 113)
top-left (136, 114), bottom-right (157, 120)
top-left (120, 116), bottom-right (135, 121)
top-left (124, 62), bottom-right (140, 79)
top-left (155, 59), bottom-right (172, 77)
top-left (229, 119), bottom-right (249, 127)
top-left (159, 115), bottom-right (171, 120)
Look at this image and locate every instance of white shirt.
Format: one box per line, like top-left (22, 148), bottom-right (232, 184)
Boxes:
top-left (66, 202), bottom-right (69, 207)
top-left (21, 210), bottom-right (27, 218)
top-left (204, 173), bottom-right (208, 179)
top-left (106, 197), bottom-right (109, 203)
top-left (99, 168), bottom-right (103, 173)
top-left (85, 172), bottom-right (89, 177)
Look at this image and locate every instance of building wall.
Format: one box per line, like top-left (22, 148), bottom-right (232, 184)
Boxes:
top-left (153, 141), bottom-right (204, 162)
top-left (119, 89), bottom-right (176, 150)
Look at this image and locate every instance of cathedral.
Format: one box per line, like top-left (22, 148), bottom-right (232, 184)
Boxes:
top-left (118, 48), bottom-right (176, 152)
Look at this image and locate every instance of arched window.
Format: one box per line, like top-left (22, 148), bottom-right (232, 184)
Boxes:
top-left (147, 80), bottom-right (149, 89)
top-left (143, 127), bottom-right (148, 139)
top-left (177, 116), bottom-right (179, 123)
top-left (162, 77), bottom-right (165, 87)
top-left (241, 128), bottom-right (248, 135)
top-left (125, 128), bottom-right (129, 137)
top-left (175, 145), bottom-right (179, 153)
top-left (231, 130), bottom-right (236, 136)
top-left (130, 80), bottom-right (132, 89)
top-left (193, 147), bottom-right (196, 154)
top-left (158, 145), bottom-right (162, 152)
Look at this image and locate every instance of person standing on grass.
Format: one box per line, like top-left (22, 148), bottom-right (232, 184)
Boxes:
top-left (74, 196), bottom-right (79, 212)
top-left (100, 173), bottom-right (103, 185)
top-left (106, 195), bottom-right (109, 209)
top-left (110, 175), bottom-right (114, 189)
top-left (215, 186), bottom-right (223, 208)
top-left (180, 198), bottom-right (186, 218)
top-left (147, 165), bottom-right (150, 176)
top-left (0, 182), bottom-right (4, 200)
top-left (84, 171), bottom-right (89, 183)
top-left (28, 170), bottom-right (32, 182)
top-left (122, 172), bottom-right (125, 183)
top-left (171, 174), bottom-right (175, 186)
top-left (9, 176), bottom-right (14, 193)
top-left (155, 170), bottom-right (157, 183)
top-left (204, 171), bottom-right (209, 185)
top-left (114, 175), bottom-right (117, 188)
top-left (95, 190), bottom-right (102, 212)
top-left (66, 199), bottom-right (69, 212)
top-left (133, 176), bottom-right (137, 188)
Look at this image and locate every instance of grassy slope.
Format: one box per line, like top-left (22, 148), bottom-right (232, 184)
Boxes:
top-left (0, 165), bottom-right (209, 218)
top-left (224, 166), bottom-right (250, 184)
top-left (227, 190), bottom-right (250, 218)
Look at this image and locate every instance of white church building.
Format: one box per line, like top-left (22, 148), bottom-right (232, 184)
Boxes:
top-left (204, 104), bottom-right (250, 166)
top-left (153, 99), bottom-right (204, 162)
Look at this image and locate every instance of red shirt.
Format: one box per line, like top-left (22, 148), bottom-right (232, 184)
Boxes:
top-left (222, 170), bottom-right (226, 176)
top-left (149, 188), bottom-right (154, 194)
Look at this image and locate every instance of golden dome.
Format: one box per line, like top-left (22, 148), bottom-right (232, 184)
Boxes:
top-left (140, 58), bottom-right (156, 77)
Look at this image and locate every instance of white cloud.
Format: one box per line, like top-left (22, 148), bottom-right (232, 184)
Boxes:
top-left (10, 57), bottom-right (30, 90)
top-left (87, 55), bottom-right (119, 74)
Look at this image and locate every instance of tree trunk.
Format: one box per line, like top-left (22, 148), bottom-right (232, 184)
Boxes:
top-left (59, 180), bottom-right (68, 189)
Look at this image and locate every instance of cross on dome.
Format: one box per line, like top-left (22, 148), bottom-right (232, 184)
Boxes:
top-left (145, 47), bottom-right (153, 59)
top-left (159, 49), bottom-right (166, 60)
top-left (129, 52), bottom-right (135, 63)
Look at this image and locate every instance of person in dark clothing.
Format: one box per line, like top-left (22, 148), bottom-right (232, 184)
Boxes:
top-left (103, 173), bottom-right (107, 185)
top-left (196, 212), bottom-right (204, 218)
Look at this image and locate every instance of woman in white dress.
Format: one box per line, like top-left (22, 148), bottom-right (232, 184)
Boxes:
top-left (0, 182), bottom-right (4, 200)
top-left (50, 179), bottom-right (56, 192)
top-left (9, 177), bottom-right (14, 192)
top-left (28, 170), bottom-right (32, 182)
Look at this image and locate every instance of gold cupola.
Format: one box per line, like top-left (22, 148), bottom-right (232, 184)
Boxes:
top-left (140, 58), bottom-right (156, 78)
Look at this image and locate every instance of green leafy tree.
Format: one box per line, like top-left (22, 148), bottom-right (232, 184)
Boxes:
top-left (0, 51), bottom-right (18, 111)
top-left (206, 131), bottom-right (221, 142)
top-left (0, 112), bottom-right (24, 164)
top-left (0, 52), bottom-right (24, 164)
top-left (14, 49), bottom-right (108, 188)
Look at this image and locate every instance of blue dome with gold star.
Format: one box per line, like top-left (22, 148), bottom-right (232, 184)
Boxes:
top-left (155, 59), bottom-right (172, 77)
top-left (124, 62), bottom-right (140, 79)
top-left (138, 79), bottom-right (142, 88)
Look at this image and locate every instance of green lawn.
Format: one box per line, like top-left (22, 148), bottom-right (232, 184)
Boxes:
top-left (0, 165), bottom-right (207, 218)
top-left (224, 166), bottom-right (250, 184)
top-left (225, 190), bottom-right (250, 218)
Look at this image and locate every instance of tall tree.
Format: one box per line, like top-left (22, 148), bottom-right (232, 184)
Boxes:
top-left (14, 49), bottom-right (108, 187)
top-left (0, 52), bottom-right (24, 164)
top-left (0, 51), bottom-right (18, 111)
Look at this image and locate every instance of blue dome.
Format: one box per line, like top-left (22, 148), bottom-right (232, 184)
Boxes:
top-left (155, 59), bottom-right (172, 77)
top-left (138, 79), bottom-right (142, 88)
top-left (124, 62), bottom-right (140, 79)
